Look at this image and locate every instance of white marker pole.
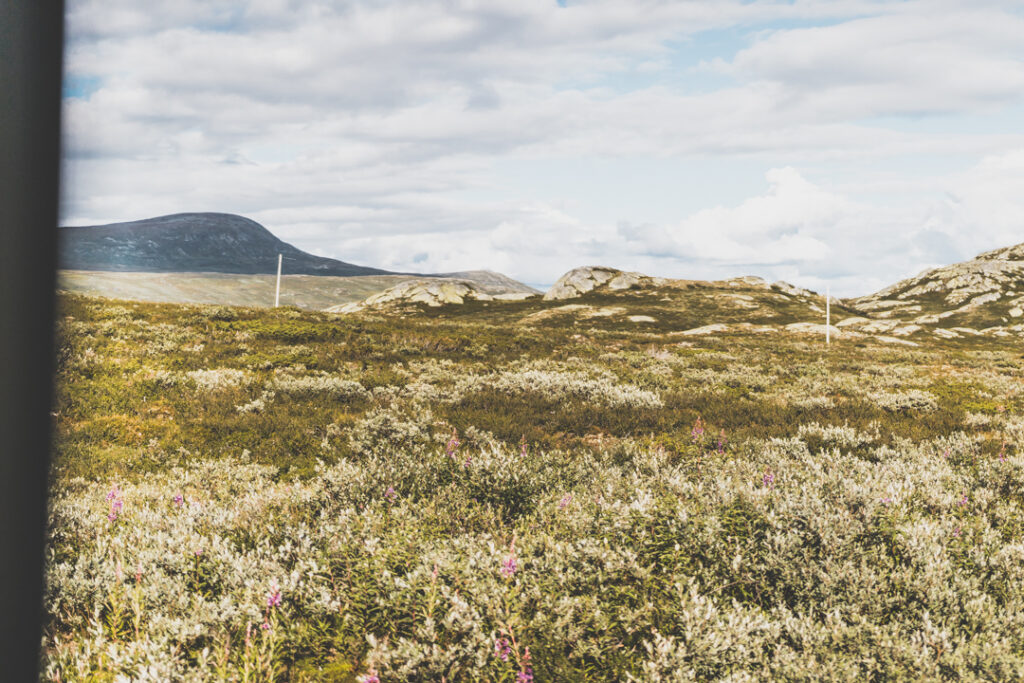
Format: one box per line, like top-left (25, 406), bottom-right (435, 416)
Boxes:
top-left (275, 253), bottom-right (282, 308)
top-left (825, 285), bottom-right (831, 346)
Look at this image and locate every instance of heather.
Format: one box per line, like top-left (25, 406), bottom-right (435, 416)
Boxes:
top-left (45, 293), bottom-right (1024, 680)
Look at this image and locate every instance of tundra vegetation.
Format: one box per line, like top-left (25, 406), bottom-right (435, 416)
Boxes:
top-left (45, 289), bottom-right (1024, 681)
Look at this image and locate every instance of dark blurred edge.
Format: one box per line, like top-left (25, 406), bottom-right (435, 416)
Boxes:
top-left (0, 0), bottom-right (64, 679)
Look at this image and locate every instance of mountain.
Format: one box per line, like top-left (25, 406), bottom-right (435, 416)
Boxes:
top-left (842, 242), bottom-right (1024, 337)
top-left (59, 212), bottom-right (392, 276)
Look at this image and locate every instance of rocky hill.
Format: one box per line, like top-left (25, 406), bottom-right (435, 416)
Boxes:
top-left (59, 212), bottom-right (394, 276)
top-left (842, 243), bottom-right (1024, 339)
top-left (325, 265), bottom-right (871, 345)
top-left (543, 266), bottom-right (667, 300)
top-left (328, 278), bottom-right (537, 313)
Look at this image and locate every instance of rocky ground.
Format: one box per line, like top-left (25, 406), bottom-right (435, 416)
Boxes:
top-left (843, 242), bottom-right (1024, 340)
top-left (336, 242), bottom-right (1024, 347)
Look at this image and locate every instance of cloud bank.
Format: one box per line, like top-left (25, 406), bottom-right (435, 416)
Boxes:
top-left (61, 0), bottom-right (1024, 295)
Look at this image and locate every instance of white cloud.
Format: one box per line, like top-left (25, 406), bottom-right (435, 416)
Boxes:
top-left (720, 5), bottom-right (1024, 118)
top-left (59, 0), bottom-right (1024, 297)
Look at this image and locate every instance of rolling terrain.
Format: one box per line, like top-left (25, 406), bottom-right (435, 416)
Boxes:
top-left (43, 240), bottom-right (1024, 681)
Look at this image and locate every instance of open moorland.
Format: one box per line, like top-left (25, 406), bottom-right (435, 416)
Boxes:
top-left (44, 282), bottom-right (1024, 680)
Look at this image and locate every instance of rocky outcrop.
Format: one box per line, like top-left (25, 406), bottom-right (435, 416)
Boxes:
top-left (328, 279), bottom-right (514, 313)
top-left (544, 266), bottom-right (666, 301)
top-left (771, 281), bottom-right (815, 298)
top-left (849, 245), bottom-right (1024, 318)
top-left (841, 241), bottom-right (1024, 337)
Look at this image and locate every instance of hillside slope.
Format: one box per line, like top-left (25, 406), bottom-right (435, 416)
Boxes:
top-left (843, 242), bottom-right (1024, 338)
top-left (59, 212), bottom-right (392, 276)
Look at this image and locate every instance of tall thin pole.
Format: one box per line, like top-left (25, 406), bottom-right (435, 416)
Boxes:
top-left (275, 253), bottom-right (282, 307)
top-left (826, 285), bottom-right (831, 346)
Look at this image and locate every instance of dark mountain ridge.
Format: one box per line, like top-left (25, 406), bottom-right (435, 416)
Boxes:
top-left (59, 212), bottom-right (394, 277)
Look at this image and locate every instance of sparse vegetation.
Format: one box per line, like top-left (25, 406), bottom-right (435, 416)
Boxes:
top-left (44, 291), bottom-right (1024, 680)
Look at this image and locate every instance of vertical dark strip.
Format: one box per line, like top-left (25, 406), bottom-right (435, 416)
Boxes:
top-left (0, 0), bottom-right (65, 679)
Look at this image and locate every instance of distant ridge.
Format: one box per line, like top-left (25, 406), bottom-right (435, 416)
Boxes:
top-left (59, 212), bottom-right (393, 277)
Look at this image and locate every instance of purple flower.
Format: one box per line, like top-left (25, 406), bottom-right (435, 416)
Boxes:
top-left (445, 430), bottom-right (461, 458)
top-left (953, 526), bottom-right (962, 538)
top-left (106, 488), bottom-right (124, 521)
top-left (357, 673), bottom-right (380, 683)
top-left (173, 493), bottom-right (184, 507)
top-left (716, 430), bottom-right (727, 454)
top-left (690, 416), bottom-right (705, 443)
top-left (260, 620), bottom-right (271, 631)
top-left (880, 497), bottom-right (892, 505)
top-left (762, 469), bottom-right (775, 489)
top-left (384, 486), bottom-right (396, 502)
top-left (517, 647), bottom-right (534, 682)
top-left (494, 637), bottom-right (512, 661)
top-left (957, 493), bottom-right (968, 506)
top-left (267, 582), bottom-right (282, 608)
top-left (501, 555), bottom-right (518, 578)
top-left (559, 494), bottom-right (573, 510)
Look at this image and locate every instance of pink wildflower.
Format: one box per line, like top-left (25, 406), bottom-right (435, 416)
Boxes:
top-left (690, 416), bottom-right (705, 443)
top-left (762, 469), bottom-right (775, 489)
top-left (494, 637), bottom-right (512, 661)
top-left (953, 526), bottom-right (962, 538)
top-left (501, 555), bottom-right (518, 578)
top-left (957, 493), bottom-right (968, 506)
top-left (267, 582), bottom-right (282, 608)
top-left (716, 430), bottom-right (727, 454)
top-left (445, 429), bottom-right (461, 458)
top-left (357, 672), bottom-right (380, 683)
top-left (106, 485), bottom-right (124, 521)
top-left (384, 486), bottom-right (396, 502)
top-left (261, 620), bottom-right (271, 631)
top-left (173, 493), bottom-right (184, 507)
top-left (517, 647), bottom-right (534, 683)
top-left (559, 494), bottom-right (573, 510)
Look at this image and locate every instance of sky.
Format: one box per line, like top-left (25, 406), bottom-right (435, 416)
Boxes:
top-left (60, 0), bottom-right (1024, 296)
